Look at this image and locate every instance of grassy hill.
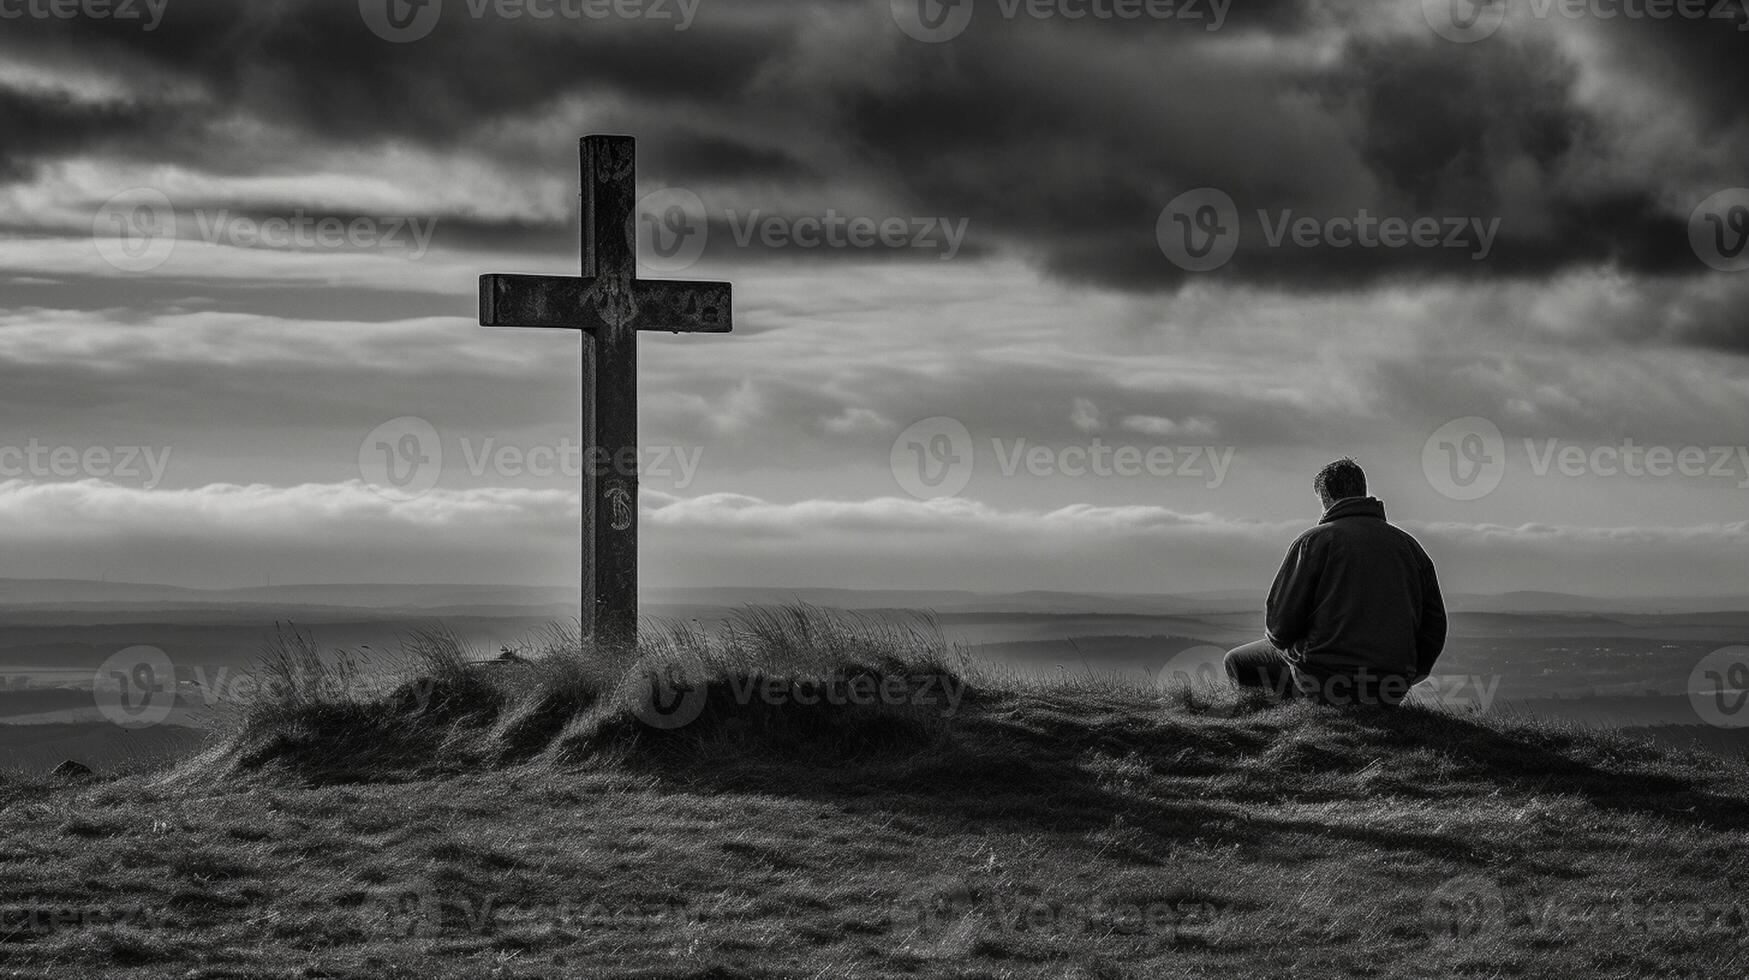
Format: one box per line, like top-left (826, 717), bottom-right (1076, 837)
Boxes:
top-left (1, 610), bottom-right (1745, 978)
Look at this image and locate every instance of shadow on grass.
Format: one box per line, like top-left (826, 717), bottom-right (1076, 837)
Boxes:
top-left (1336, 707), bottom-right (1749, 835)
top-left (584, 675), bottom-right (1749, 869)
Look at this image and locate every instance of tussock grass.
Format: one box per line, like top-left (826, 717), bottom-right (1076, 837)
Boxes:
top-left (4, 605), bottom-right (1747, 978)
top-left (185, 605), bottom-right (976, 782)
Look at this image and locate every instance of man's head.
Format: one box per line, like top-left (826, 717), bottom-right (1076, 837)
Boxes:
top-left (1313, 458), bottom-right (1367, 510)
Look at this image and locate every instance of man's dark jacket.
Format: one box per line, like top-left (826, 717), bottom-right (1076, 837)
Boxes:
top-left (1265, 496), bottom-right (1447, 684)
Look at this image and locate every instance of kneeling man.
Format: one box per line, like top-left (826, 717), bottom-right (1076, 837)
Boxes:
top-left (1225, 458), bottom-right (1446, 707)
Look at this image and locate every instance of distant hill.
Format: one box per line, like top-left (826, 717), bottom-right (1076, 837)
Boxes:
top-left (0, 578), bottom-right (578, 611)
top-left (0, 578), bottom-right (1740, 617)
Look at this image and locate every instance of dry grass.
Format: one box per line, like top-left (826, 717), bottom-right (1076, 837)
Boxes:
top-left (1, 606), bottom-right (1746, 978)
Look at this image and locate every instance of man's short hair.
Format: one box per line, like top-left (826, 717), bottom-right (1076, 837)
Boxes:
top-left (1314, 458), bottom-right (1367, 501)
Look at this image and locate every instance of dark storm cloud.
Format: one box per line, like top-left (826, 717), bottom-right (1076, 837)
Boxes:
top-left (1319, 36), bottom-right (1701, 278)
top-left (1337, 38), bottom-right (1582, 211)
top-left (0, 0), bottom-right (801, 175)
top-left (640, 132), bottom-right (820, 184)
top-left (1585, 0), bottom-right (1749, 129)
top-left (0, 83), bottom-right (191, 182)
top-left (854, 26), bottom-right (1722, 292)
top-left (1, 0), bottom-right (1743, 301)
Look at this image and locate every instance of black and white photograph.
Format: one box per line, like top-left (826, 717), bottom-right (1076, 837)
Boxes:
top-left (1, 0), bottom-right (1747, 975)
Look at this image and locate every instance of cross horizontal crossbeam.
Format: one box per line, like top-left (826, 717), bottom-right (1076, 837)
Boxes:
top-left (480, 274), bottom-right (732, 333)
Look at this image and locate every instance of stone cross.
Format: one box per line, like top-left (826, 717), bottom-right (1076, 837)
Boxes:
top-left (480, 135), bottom-right (732, 646)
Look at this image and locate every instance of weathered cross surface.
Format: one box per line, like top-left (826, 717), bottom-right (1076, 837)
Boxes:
top-left (480, 135), bottom-right (732, 647)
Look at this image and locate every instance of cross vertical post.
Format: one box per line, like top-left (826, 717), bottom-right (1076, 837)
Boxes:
top-left (583, 136), bottom-right (640, 648)
top-left (479, 135), bottom-right (734, 650)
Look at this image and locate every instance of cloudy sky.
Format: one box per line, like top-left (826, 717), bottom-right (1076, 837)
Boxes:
top-left (0, 0), bottom-right (1746, 597)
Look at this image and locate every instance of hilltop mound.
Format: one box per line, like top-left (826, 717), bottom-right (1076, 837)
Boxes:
top-left (2, 609), bottom-right (1746, 978)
